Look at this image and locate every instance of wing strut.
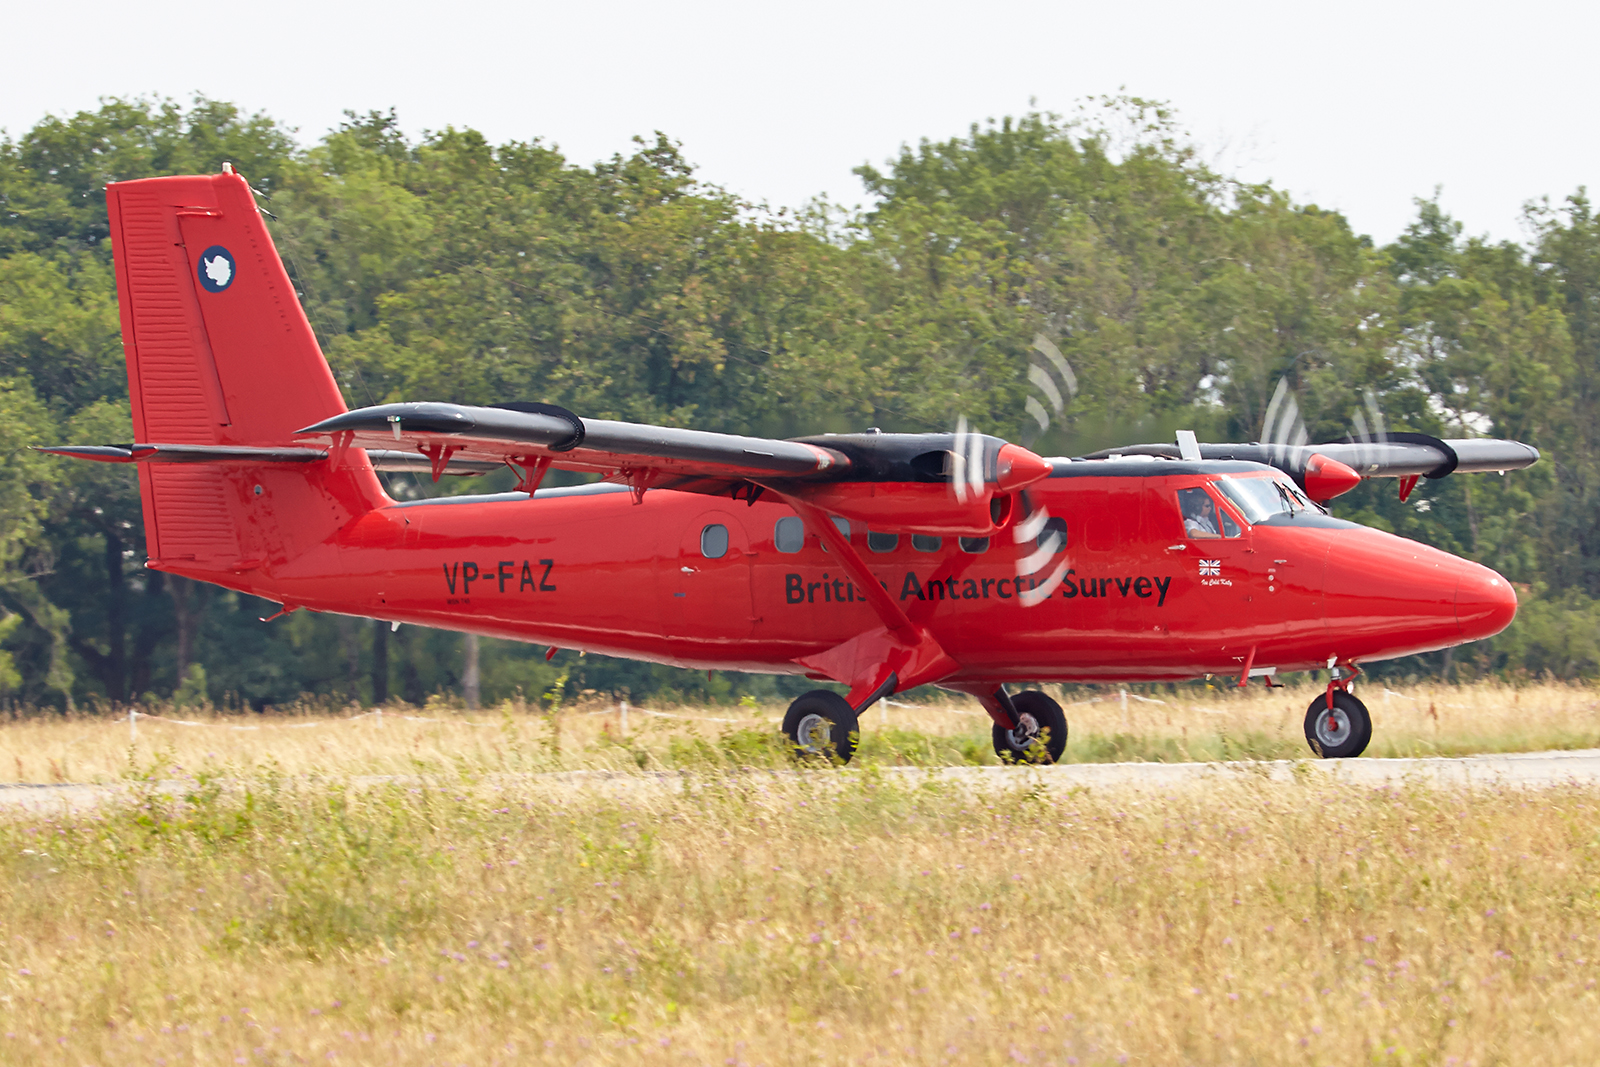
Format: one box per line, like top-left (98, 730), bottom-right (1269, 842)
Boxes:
top-left (777, 493), bottom-right (960, 709)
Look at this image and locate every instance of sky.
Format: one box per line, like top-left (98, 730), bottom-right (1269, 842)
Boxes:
top-left (4, 0), bottom-right (1597, 247)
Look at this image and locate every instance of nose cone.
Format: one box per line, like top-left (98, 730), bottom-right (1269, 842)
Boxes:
top-left (1456, 564), bottom-right (1518, 641)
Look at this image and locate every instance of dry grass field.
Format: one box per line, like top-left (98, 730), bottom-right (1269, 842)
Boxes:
top-left (0, 683), bottom-right (1597, 1065)
top-left (1, 680), bottom-right (1596, 783)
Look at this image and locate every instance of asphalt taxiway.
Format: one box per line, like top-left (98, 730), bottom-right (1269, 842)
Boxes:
top-left (3, 748), bottom-right (1598, 813)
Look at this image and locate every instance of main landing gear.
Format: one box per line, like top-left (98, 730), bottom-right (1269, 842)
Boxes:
top-left (781, 686), bottom-right (1070, 766)
top-left (1304, 689), bottom-right (1372, 759)
top-left (782, 690), bottom-right (860, 764)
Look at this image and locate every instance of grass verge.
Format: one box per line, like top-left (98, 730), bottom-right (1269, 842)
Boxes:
top-left (0, 766), bottom-right (1597, 1064)
top-left (1, 681), bottom-right (1596, 784)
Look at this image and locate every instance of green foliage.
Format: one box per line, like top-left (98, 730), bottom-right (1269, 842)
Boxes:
top-left (3, 95), bottom-right (1600, 706)
top-left (172, 663), bottom-right (209, 710)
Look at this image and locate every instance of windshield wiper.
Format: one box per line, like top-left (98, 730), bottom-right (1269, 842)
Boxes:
top-left (1273, 482), bottom-right (1300, 515)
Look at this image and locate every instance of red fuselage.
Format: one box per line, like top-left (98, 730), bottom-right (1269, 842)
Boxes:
top-left (221, 458), bottom-right (1516, 686)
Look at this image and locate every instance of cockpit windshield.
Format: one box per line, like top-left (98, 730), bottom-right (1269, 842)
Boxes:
top-left (1213, 475), bottom-right (1315, 524)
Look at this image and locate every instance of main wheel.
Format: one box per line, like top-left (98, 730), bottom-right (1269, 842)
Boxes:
top-left (782, 690), bottom-right (859, 764)
top-left (992, 690), bottom-right (1068, 764)
top-left (1303, 690), bottom-right (1372, 759)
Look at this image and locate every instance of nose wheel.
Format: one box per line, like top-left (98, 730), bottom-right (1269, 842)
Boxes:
top-left (992, 690), bottom-right (1068, 764)
top-left (1304, 690), bottom-right (1371, 758)
top-left (782, 690), bottom-right (860, 764)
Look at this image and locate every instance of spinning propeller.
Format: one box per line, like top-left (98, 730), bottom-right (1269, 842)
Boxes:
top-left (1084, 375), bottom-right (1538, 501)
top-left (950, 333), bottom-right (1079, 608)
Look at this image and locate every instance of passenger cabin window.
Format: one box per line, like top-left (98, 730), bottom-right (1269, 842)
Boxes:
top-left (912, 534), bottom-right (941, 552)
top-left (774, 516), bottom-right (804, 553)
top-left (959, 536), bottom-right (990, 554)
top-left (867, 530), bottom-right (899, 553)
top-left (1177, 487), bottom-right (1222, 539)
top-left (1035, 517), bottom-right (1068, 552)
top-left (700, 523), bottom-right (729, 559)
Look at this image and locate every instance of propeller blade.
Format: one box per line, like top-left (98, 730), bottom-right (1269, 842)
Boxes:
top-left (1031, 333), bottom-right (1078, 396)
top-left (1018, 557), bottom-right (1072, 606)
top-left (1262, 378), bottom-right (1289, 455)
top-left (1352, 409), bottom-right (1372, 470)
top-left (1017, 531), bottom-right (1063, 575)
top-left (965, 428), bottom-right (985, 501)
top-left (1022, 333), bottom-right (1077, 447)
top-left (1024, 396), bottom-right (1051, 432)
top-left (1013, 507), bottom-right (1050, 544)
top-left (1365, 389), bottom-right (1388, 444)
top-left (1027, 363), bottom-right (1065, 417)
top-left (952, 416), bottom-right (970, 503)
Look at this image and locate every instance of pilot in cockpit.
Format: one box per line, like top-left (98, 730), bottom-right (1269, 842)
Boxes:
top-left (1178, 486), bottom-right (1220, 538)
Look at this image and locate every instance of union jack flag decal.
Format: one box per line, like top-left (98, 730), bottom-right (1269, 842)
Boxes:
top-left (1198, 559), bottom-right (1221, 576)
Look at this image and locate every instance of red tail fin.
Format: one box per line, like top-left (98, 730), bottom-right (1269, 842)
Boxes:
top-left (106, 168), bottom-right (386, 578)
top-left (109, 167), bottom-right (346, 443)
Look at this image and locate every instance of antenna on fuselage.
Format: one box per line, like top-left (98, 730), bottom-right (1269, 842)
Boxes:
top-left (1176, 430), bottom-right (1202, 462)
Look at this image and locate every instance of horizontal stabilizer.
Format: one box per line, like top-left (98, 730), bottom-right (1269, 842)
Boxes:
top-left (36, 443), bottom-right (326, 464)
top-left (38, 443), bottom-right (504, 479)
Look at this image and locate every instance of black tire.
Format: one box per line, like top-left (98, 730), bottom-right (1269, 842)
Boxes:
top-left (992, 690), bottom-right (1068, 764)
top-left (1303, 690), bottom-right (1372, 759)
top-left (782, 690), bottom-right (859, 765)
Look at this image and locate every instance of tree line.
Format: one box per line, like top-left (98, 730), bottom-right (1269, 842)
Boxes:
top-left (0, 95), bottom-right (1596, 710)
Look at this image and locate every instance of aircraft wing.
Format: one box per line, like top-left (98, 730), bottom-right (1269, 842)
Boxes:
top-left (1083, 434), bottom-right (1538, 477)
top-left (295, 401), bottom-right (851, 487)
top-left (1308, 435), bottom-right (1540, 477)
top-left (297, 402), bottom-right (1052, 535)
top-left (1083, 432), bottom-right (1538, 494)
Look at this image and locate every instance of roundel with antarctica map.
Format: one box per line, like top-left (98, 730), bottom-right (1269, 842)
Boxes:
top-left (197, 246), bottom-right (235, 293)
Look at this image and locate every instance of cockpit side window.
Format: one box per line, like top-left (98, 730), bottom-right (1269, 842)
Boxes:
top-left (1177, 486), bottom-right (1222, 539)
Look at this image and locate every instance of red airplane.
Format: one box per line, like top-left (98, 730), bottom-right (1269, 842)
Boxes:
top-left (44, 170), bottom-right (1536, 764)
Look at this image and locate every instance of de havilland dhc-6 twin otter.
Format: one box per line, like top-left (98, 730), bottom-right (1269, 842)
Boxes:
top-left (43, 169), bottom-right (1538, 763)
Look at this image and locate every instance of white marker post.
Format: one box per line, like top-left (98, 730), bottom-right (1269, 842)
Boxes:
top-left (619, 699), bottom-right (628, 738)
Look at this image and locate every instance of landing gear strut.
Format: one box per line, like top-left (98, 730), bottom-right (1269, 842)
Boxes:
top-left (1304, 689), bottom-right (1371, 758)
top-left (992, 690), bottom-right (1068, 764)
top-left (781, 690), bottom-right (860, 764)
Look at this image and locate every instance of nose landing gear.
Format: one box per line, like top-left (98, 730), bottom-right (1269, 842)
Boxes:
top-left (991, 690), bottom-right (1068, 764)
top-left (1303, 689), bottom-right (1371, 758)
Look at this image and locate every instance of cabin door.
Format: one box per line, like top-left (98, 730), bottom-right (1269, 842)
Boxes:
top-left (670, 508), bottom-right (757, 641)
